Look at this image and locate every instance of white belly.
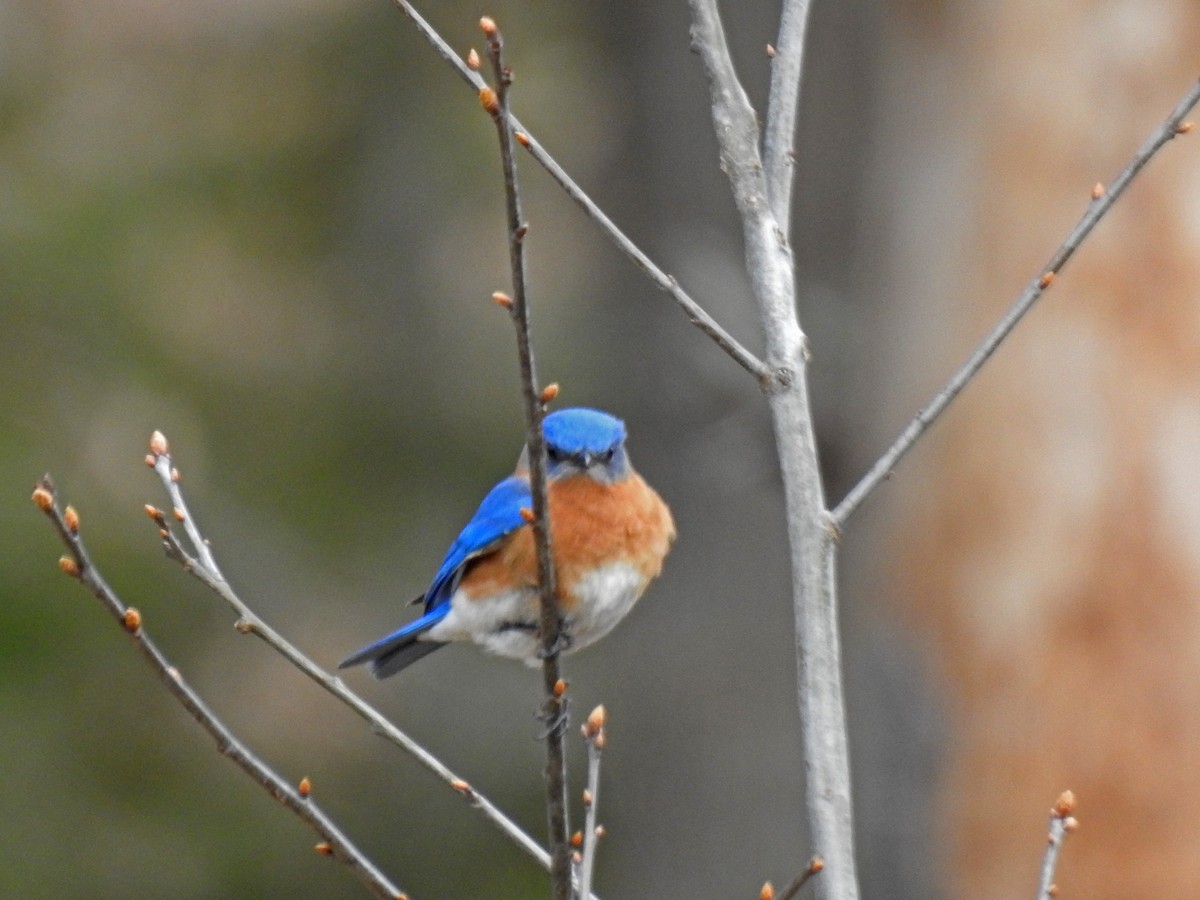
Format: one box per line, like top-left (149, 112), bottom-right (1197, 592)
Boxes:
top-left (426, 562), bottom-right (647, 664)
top-left (567, 563), bottom-right (647, 650)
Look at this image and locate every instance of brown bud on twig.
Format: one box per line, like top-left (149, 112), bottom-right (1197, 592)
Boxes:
top-left (171, 467), bottom-right (181, 482)
top-left (144, 454), bottom-right (156, 467)
top-left (540, 383), bottom-right (560, 405)
top-left (145, 504), bottom-right (162, 521)
top-left (123, 608), bottom-right (142, 633)
top-left (515, 131), bottom-right (531, 148)
top-left (479, 86), bottom-right (499, 117)
top-left (582, 788), bottom-right (593, 807)
top-left (479, 16), bottom-right (497, 37)
top-left (299, 776), bottom-right (312, 798)
top-left (1176, 121), bottom-right (1195, 134)
top-left (173, 507), bottom-right (186, 523)
top-left (594, 825), bottom-right (606, 839)
top-left (32, 486), bottom-right (54, 511)
top-left (63, 506), bottom-right (80, 533)
top-left (570, 830), bottom-right (583, 848)
top-left (491, 291), bottom-right (514, 310)
top-left (553, 678), bottom-right (568, 697)
top-left (314, 841), bottom-right (334, 856)
top-left (59, 556), bottom-right (80, 578)
top-left (585, 704), bottom-right (606, 737)
top-left (1053, 790), bottom-right (1076, 818)
top-left (451, 778), bottom-right (473, 796)
top-left (809, 857), bottom-right (825, 874)
top-left (1091, 182), bottom-right (1105, 200)
top-left (1063, 816), bottom-right (1079, 833)
top-left (1039, 272), bottom-right (1055, 289)
top-left (519, 507), bottom-right (536, 524)
top-left (149, 430), bottom-right (168, 456)
top-left (466, 48), bottom-right (481, 70)
top-left (760, 883), bottom-right (776, 900)
top-left (766, 44), bottom-right (777, 58)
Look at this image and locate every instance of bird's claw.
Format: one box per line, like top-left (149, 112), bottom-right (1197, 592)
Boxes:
top-left (535, 698), bottom-right (571, 740)
top-left (537, 621), bottom-right (574, 659)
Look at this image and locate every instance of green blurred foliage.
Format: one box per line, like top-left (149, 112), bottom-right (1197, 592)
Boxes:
top-left (2, 3), bottom-right (583, 895)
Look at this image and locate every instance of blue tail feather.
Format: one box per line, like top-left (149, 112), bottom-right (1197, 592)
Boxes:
top-left (338, 605), bottom-right (451, 678)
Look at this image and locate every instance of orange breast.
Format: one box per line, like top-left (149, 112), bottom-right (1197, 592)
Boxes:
top-left (460, 471), bottom-right (675, 611)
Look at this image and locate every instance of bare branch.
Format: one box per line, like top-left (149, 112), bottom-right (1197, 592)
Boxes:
top-left (1037, 791), bottom-right (1079, 899)
top-left (685, 3), bottom-right (858, 898)
top-left (480, 18), bottom-right (573, 900)
top-left (764, 0), bottom-right (815, 231)
top-left (777, 856), bottom-right (825, 900)
top-left (576, 706), bottom-right (607, 900)
top-left (513, 134), bottom-right (773, 385)
top-left (831, 79), bottom-right (1200, 529)
top-left (141, 439), bottom-right (575, 888)
top-left (146, 431), bottom-right (223, 577)
top-left (385, 0), bottom-right (773, 386)
top-left (33, 479), bottom-right (405, 900)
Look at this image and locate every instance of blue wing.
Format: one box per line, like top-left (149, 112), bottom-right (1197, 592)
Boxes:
top-left (422, 475), bottom-right (532, 612)
top-left (339, 475), bottom-right (532, 678)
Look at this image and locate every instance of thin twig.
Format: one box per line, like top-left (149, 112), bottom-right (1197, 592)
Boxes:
top-left (1037, 791), bottom-right (1079, 899)
top-left (141, 438), bottom-right (581, 891)
top-left (480, 18), bottom-right (572, 900)
top-left (576, 706), bottom-right (606, 900)
top-left (685, 3), bottom-right (858, 898)
top-left (516, 136), bottom-right (774, 386)
top-left (384, 0), bottom-right (773, 387)
top-left (777, 856), bottom-right (825, 900)
top-left (831, 79), bottom-right (1200, 529)
top-left (147, 431), bottom-right (222, 577)
top-left (763, 0), bottom-right (815, 232)
top-left (31, 479), bottom-right (405, 900)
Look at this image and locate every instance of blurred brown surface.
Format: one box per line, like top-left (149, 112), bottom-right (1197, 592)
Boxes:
top-left (878, 2), bottom-right (1200, 897)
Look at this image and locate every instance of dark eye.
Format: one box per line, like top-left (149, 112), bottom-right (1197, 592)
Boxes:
top-left (598, 449), bottom-right (615, 464)
top-left (546, 446), bottom-right (565, 465)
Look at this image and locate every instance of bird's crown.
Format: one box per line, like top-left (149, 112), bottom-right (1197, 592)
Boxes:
top-left (543, 407), bottom-right (626, 456)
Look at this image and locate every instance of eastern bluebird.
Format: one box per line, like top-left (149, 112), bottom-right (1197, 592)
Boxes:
top-left (340, 407), bottom-right (675, 678)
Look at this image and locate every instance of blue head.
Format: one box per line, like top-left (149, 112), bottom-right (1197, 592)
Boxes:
top-left (523, 407), bottom-right (629, 483)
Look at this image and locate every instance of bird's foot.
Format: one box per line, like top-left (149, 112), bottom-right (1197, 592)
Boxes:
top-left (535, 698), bottom-right (570, 740)
top-left (537, 620), bottom-right (573, 658)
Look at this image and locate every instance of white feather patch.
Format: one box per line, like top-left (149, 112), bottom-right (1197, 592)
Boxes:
top-left (426, 562), bottom-right (647, 664)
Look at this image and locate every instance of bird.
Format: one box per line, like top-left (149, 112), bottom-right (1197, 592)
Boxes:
top-left (339, 407), bottom-right (675, 678)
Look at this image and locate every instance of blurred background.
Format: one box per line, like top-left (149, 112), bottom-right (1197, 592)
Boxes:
top-left (5, 1), bottom-right (1199, 897)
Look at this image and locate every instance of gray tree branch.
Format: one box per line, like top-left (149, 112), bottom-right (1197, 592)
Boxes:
top-left (684, 2), bottom-right (858, 898)
top-left (478, 17), bottom-right (574, 900)
top-left (32, 479), bottom-right (406, 900)
top-left (1037, 791), bottom-right (1078, 899)
top-left (386, 0), bottom-right (774, 387)
top-left (140, 437), bottom-right (571, 887)
top-left (764, 0), bottom-right (814, 232)
top-left (831, 79), bottom-right (1200, 528)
